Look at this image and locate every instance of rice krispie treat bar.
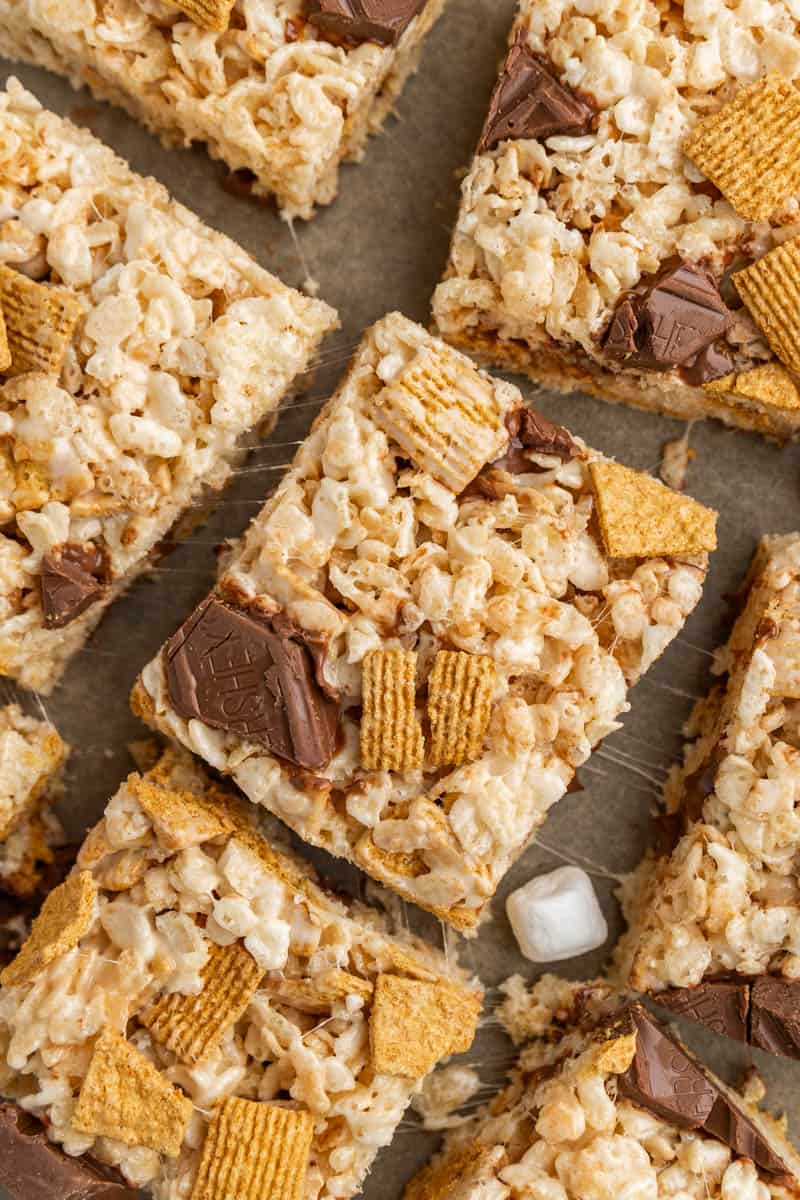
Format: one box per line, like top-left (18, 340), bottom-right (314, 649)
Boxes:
top-left (0, 746), bottom-right (482, 1199)
top-left (616, 534), bottom-right (800, 1060)
top-left (0, 80), bottom-right (337, 694)
top-left (0, 1), bottom-right (446, 221)
top-left (433, 0), bottom-right (800, 440)
top-left (0, 703), bottom-right (68, 899)
top-left (405, 975), bottom-right (800, 1200)
top-left (132, 311), bottom-right (717, 933)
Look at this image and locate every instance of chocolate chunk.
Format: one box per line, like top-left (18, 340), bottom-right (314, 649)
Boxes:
top-left (750, 977), bottom-right (800, 1060)
top-left (704, 1095), bottom-right (790, 1175)
top-left (166, 598), bottom-right (340, 771)
top-left (490, 406), bottom-right (579, 475)
top-left (682, 342), bottom-right (734, 386)
top-left (604, 263), bottom-right (732, 373)
top-left (617, 1005), bottom-right (717, 1128)
top-left (40, 543), bottom-right (106, 630)
top-left (479, 40), bottom-right (595, 152)
top-left (306, 0), bottom-right (426, 45)
top-left (0, 1103), bottom-right (137, 1198)
top-left (656, 980), bottom-right (750, 1042)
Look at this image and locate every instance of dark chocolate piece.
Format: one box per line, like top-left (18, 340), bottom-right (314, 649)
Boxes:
top-left (750, 977), bottom-right (800, 1060)
top-left (40, 543), bottom-right (106, 630)
top-left (604, 263), bottom-right (732, 372)
top-left (166, 598), bottom-right (340, 771)
top-left (704, 1095), bottom-right (790, 1175)
top-left (490, 406), bottom-right (579, 475)
top-left (656, 980), bottom-right (750, 1042)
top-left (0, 1104), bottom-right (137, 1198)
top-left (618, 1005), bottom-right (717, 1128)
top-left (306, 0), bottom-right (426, 45)
top-left (618, 1005), bottom-right (792, 1174)
top-left (682, 342), bottom-right (734, 386)
top-left (479, 40), bottom-right (594, 152)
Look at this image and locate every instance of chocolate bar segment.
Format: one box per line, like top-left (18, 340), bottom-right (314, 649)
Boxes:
top-left (307, 0), bottom-right (427, 44)
top-left (479, 41), bottom-right (594, 152)
top-left (617, 1006), bottom-right (716, 1129)
top-left (750, 977), bottom-right (800, 1059)
top-left (41, 544), bottom-right (106, 630)
top-left (166, 598), bottom-right (340, 771)
top-left (656, 979), bottom-right (750, 1042)
top-left (0, 1104), bottom-right (137, 1199)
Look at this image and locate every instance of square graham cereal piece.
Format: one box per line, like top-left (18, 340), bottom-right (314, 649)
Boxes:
top-left (0, 5), bottom-right (446, 220)
top-left (0, 81), bottom-right (336, 696)
top-left (616, 533), bottom-right (800, 1062)
top-left (405, 976), bottom-right (800, 1200)
top-left (433, 3), bottom-right (800, 441)
top-left (685, 74), bottom-right (800, 223)
top-left (190, 1098), bottom-right (314, 1200)
top-left (370, 973), bottom-right (482, 1077)
top-left (0, 704), bottom-right (68, 900)
top-left (0, 302), bottom-right (10, 374)
top-left (134, 312), bottom-right (716, 933)
top-left (361, 648), bottom-right (424, 771)
top-left (0, 746), bottom-right (481, 1197)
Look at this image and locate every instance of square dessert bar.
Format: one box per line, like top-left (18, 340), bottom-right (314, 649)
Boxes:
top-left (133, 312), bottom-right (717, 933)
top-left (0, 80), bottom-right (336, 694)
top-left (0, 703), bottom-right (68, 900)
top-left (405, 975), bottom-right (800, 1200)
top-left (434, 0), bottom-right (800, 439)
top-left (616, 534), bottom-right (800, 1060)
top-left (0, 747), bottom-right (481, 1199)
top-left (0, 1), bottom-right (446, 221)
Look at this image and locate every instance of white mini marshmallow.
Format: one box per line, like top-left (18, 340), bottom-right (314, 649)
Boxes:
top-left (506, 866), bottom-right (609, 963)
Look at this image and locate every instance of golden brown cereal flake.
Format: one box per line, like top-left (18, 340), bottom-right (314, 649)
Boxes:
top-left (143, 940), bottom-right (264, 1065)
top-left (726, 362), bottom-right (800, 412)
top-left (0, 303), bottom-right (10, 373)
top-left (685, 74), bottom-right (800, 221)
top-left (369, 974), bottom-right (481, 1077)
top-left (372, 345), bottom-right (507, 493)
top-left (0, 264), bottom-right (82, 376)
top-left (405, 1144), bottom-right (500, 1200)
top-left (589, 460), bottom-right (717, 558)
top-left (734, 236), bottom-right (800, 373)
top-left (127, 772), bottom-right (234, 852)
top-left (262, 968), bottom-right (373, 1014)
top-left (0, 870), bottom-right (96, 987)
top-left (171, 0), bottom-right (236, 31)
top-left (427, 651), bottom-right (495, 767)
top-left (360, 649), bottom-right (424, 772)
top-left (73, 1027), bottom-right (192, 1157)
top-left (190, 1097), bottom-right (314, 1200)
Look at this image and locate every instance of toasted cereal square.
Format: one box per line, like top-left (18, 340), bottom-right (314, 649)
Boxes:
top-left (370, 974), bottom-right (481, 1077)
top-left (171, 0), bottom-right (235, 31)
top-left (127, 773), bottom-right (234, 852)
top-left (372, 345), bottom-right (507, 493)
top-left (0, 264), bottom-right (82, 377)
top-left (685, 74), bottom-right (800, 222)
top-left (143, 940), bottom-right (264, 1065)
top-left (361, 649), bottom-right (424, 772)
top-left (190, 1097), bottom-right (314, 1200)
top-left (0, 870), bottom-right (96, 988)
top-left (731, 363), bottom-right (800, 411)
top-left (73, 1027), bottom-right (192, 1157)
top-left (263, 969), bottom-right (374, 1014)
top-left (734, 236), bottom-right (800, 373)
top-left (589, 461), bottom-right (717, 557)
top-left (427, 651), bottom-right (495, 767)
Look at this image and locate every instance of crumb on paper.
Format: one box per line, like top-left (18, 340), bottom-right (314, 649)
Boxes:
top-left (660, 427), bottom-right (696, 492)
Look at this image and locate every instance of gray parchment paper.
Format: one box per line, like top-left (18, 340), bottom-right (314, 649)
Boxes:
top-left (2, 2), bottom-right (800, 1195)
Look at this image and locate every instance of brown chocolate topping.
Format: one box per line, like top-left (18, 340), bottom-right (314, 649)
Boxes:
top-left (166, 598), bottom-right (340, 771)
top-left (603, 262), bottom-right (732, 373)
top-left (489, 406), bottom-right (580, 476)
top-left (618, 1005), bottom-right (717, 1129)
top-left (682, 342), bottom-right (735, 386)
top-left (479, 40), bottom-right (595, 153)
top-left (306, 0), bottom-right (426, 45)
top-left (750, 977), bottom-right (800, 1059)
top-left (618, 1006), bottom-right (791, 1173)
top-left (656, 980), bottom-right (750, 1042)
top-left (0, 1104), bottom-right (137, 1199)
top-left (40, 543), bottom-right (106, 630)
